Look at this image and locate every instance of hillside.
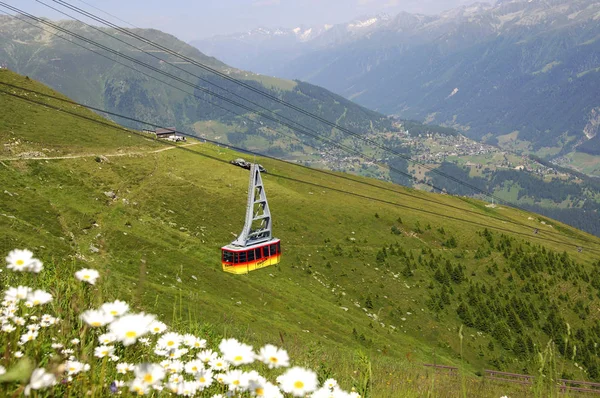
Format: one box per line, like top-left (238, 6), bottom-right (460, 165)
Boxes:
top-left (4, 71), bottom-right (600, 394)
top-left (194, 0), bottom-right (600, 162)
top-left (0, 14), bottom-right (392, 161)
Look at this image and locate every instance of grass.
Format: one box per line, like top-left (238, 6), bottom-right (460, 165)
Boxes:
top-left (3, 71), bottom-right (600, 396)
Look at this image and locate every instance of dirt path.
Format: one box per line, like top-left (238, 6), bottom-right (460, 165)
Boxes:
top-left (0, 142), bottom-right (201, 161)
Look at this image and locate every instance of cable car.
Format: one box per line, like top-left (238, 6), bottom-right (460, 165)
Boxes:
top-left (221, 163), bottom-right (281, 274)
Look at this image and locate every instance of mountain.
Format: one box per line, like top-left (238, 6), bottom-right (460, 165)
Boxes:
top-left (4, 70), bottom-right (600, 390)
top-left (193, 0), bottom-right (600, 159)
top-left (0, 15), bottom-right (393, 159)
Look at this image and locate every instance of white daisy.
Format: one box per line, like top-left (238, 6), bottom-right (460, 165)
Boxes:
top-left (196, 368), bottom-right (214, 389)
top-left (26, 290), bottom-right (52, 306)
top-left (223, 369), bottom-right (248, 392)
top-left (20, 330), bottom-right (38, 344)
top-left (5, 249), bottom-right (37, 272)
top-left (219, 338), bottom-right (255, 366)
top-left (277, 367), bottom-right (318, 397)
top-left (101, 300), bottom-right (129, 317)
top-left (94, 345), bottom-right (114, 358)
top-left (24, 368), bottom-right (56, 395)
top-left (257, 344), bottom-right (290, 369)
top-left (157, 332), bottom-right (182, 350)
top-left (108, 313), bottom-right (155, 346)
top-left (65, 360), bottom-right (89, 375)
top-left (4, 286), bottom-right (32, 302)
top-left (197, 349), bottom-right (217, 364)
top-left (134, 363), bottom-right (165, 385)
top-left (208, 356), bottom-right (229, 372)
top-left (149, 320), bottom-right (167, 335)
top-left (98, 333), bottom-right (117, 345)
top-left (81, 309), bottom-right (113, 327)
top-left (74, 268), bottom-right (100, 285)
top-left (184, 359), bottom-right (204, 374)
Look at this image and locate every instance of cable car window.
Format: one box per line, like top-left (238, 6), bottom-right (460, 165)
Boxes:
top-left (276, 242), bottom-right (281, 254)
top-left (239, 251), bottom-right (247, 263)
top-left (269, 244), bottom-right (276, 256)
top-left (223, 251), bottom-right (233, 263)
top-left (255, 248), bottom-right (262, 259)
top-left (248, 250), bottom-right (255, 261)
top-left (233, 252), bottom-right (239, 264)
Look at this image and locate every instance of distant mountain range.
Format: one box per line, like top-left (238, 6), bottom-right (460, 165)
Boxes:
top-left (192, 0), bottom-right (600, 160)
top-left (0, 15), bottom-right (393, 158)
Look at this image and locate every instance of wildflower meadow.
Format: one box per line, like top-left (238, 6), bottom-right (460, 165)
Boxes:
top-left (0, 249), bottom-right (360, 397)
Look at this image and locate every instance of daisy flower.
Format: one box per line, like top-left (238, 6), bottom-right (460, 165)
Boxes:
top-left (0, 365), bottom-right (5, 375)
top-left (4, 286), bottom-right (32, 302)
top-left (196, 368), bottom-right (214, 389)
top-left (257, 344), bottom-right (290, 369)
top-left (24, 368), bottom-right (56, 395)
top-left (101, 300), bottom-right (129, 317)
top-left (5, 249), bottom-right (38, 272)
top-left (98, 333), bottom-right (117, 345)
top-left (184, 359), bottom-right (204, 374)
top-left (208, 356), bottom-right (229, 372)
top-left (277, 367), bottom-right (318, 397)
top-left (20, 330), bottom-right (39, 344)
top-left (65, 360), bottom-right (89, 375)
top-left (26, 290), bottom-right (52, 306)
top-left (157, 332), bottom-right (182, 350)
top-left (323, 378), bottom-right (338, 390)
top-left (116, 363), bottom-right (135, 374)
top-left (197, 349), bottom-right (217, 364)
top-left (149, 320), bottom-right (167, 335)
top-left (219, 338), bottom-right (255, 366)
top-left (129, 378), bottom-right (150, 395)
top-left (81, 309), bottom-right (113, 327)
top-left (223, 369), bottom-right (248, 392)
top-left (134, 363), bottom-right (165, 385)
top-left (74, 268), bottom-right (100, 285)
top-left (108, 313), bottom-right (155, 346)
top-left (94, 345), bottom-right (115, 358)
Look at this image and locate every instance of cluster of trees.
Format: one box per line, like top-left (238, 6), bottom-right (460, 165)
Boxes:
top-left (375, 223), bottom-right (600, 378)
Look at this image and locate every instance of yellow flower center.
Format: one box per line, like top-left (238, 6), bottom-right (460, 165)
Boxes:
top-left (110, 310), bottom-right (118, 315)
top-left (33, 300), bottom-right (40, 305)
top-left (199, 377), bottom-right (206, 383)
top-left (167, 341), bottom-right (175, 346)
top-left (294, 381), bottom-right (305, 389)
top-left (192, 366), bottom-right (198, 372)
top-left (16, 259), bottom-right (24, 265)
top-left (233, 380), bottom-right (240, 386)
top-left (92, 322), bottom-right (102, 327)
top-left (234, 355), bottom-right (243, 362)
top-left (83, 275), bottom-right (90, 279)
top-left (256, 388), bottom-right (265, 396)
top-left (125, 331), bottom-right (137, 338)
top-left (144, 374), bottom-right (153, 383)
top-left (270, 356), bottom-right (278, 363)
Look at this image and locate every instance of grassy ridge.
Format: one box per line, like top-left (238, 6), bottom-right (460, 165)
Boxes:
top-left (3, 71), bottom-right (600, 395)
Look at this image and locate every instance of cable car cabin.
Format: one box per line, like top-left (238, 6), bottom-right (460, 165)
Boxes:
top-left (221, 239), bottom-right (281, 274)
top-left (221, 163), bottom-right (281, 274)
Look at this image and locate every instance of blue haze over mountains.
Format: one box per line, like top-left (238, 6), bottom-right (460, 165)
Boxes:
top-left (192, 0), bottom-right (600, 155)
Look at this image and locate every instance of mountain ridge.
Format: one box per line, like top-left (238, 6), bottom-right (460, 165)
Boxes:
top-left (192, 0), bottom-right (600, 158)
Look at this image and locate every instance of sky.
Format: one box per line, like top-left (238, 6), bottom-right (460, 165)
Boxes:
top-left (13, 0), bottom-right (481, 41)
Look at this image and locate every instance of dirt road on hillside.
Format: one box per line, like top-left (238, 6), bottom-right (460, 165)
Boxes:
top-left (0, 142), bottom-right (201, 161)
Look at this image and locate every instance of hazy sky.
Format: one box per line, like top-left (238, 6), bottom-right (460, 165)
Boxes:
top-left (13, 0), bottom-right (481, 41)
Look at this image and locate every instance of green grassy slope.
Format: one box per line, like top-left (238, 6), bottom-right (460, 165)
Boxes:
top-left (3, 71), bottom-right (600, 392)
